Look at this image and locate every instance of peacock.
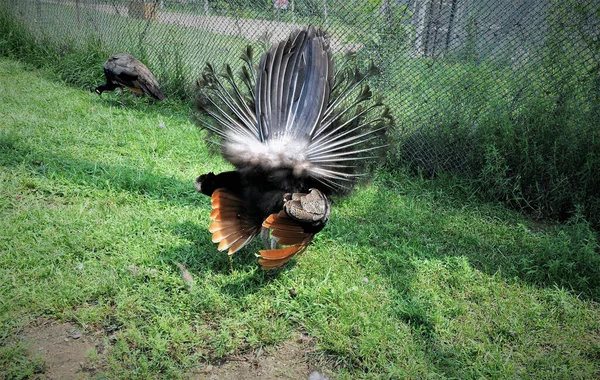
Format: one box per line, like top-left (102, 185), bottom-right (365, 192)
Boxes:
top-left (93, 53), bottom-right (165, 101)
top-left (194, 26), bottom-right (392, 269)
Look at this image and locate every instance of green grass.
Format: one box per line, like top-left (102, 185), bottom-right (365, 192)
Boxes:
top-left (1, 58), bottom-right (600, 378)
top-left (6, 0), bottom-right (599, 228)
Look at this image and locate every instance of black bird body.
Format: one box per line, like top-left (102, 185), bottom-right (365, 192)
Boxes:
top-left (94, 53), bottom-right (165, 101)
top-left (195, 26), bottom-right (391, 269)
top-left (197, 166), bottom-right (326, 231)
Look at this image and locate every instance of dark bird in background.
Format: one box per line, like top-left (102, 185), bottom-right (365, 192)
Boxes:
top-left (93, 53), bottom-right (165, 101)
top-left (194, 26), bottom-right (392, 269)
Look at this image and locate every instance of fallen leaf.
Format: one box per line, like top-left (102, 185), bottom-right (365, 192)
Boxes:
top-left (176, 262), bottom-right (194, 287)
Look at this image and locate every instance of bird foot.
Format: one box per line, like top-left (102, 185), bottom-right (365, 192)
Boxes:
top-left (260, 227), bottom-right (278, 250)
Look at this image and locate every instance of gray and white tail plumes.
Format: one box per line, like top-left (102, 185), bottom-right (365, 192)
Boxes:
top-left (195, 26), bottom-right (392, 194)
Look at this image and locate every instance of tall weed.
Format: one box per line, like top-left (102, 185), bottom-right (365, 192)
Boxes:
top-left (0, 5), bottom-right (108, 89)
top-left (473, 0), bottom-right (600, 227)
top-left (386, 1), bottom-right (600, 229)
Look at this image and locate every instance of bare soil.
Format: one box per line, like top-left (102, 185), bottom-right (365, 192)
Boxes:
top-left (18, 318), bottom-right (103, 379)
top-left (192, 334), bottom-right (331, 380)
top-left (18, 319), bottom-right (331, 379)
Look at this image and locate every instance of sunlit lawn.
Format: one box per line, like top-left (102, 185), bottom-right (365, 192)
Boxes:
top-left (1, 58), bottom-right (599, 378)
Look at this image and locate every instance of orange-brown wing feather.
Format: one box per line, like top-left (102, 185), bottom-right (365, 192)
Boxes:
top-left (210, 209), bottom-right (240, 221)
top-left (209, 189), bottom-right (260, 255)
top-left (258, 211), bottom-right (314, 269)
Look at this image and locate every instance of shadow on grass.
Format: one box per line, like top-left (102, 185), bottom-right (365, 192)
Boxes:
top-left (92, 93), bottom-right (181, 112)
top-left (339, 174), bottom-right (600, 302)
top-left (0, 131), bottom-right (202, 208)
top-left (316, 174), bottom-right (600, 376)
top-left (1, 132), bottom-right (294, 286)
top-left (4, 130), bottom-right (599, 299)
top-left (7, 126), bottom-right (598, 299)
top-left (162, 220), bottom-right (287, 295)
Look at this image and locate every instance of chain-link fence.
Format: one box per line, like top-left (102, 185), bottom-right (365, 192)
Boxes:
top-left (3, 1), bottom-right (600, 221)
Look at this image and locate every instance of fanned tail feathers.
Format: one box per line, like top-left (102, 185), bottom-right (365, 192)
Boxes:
top-left (194, 26), bottom-right (393, 269)
top-left (195, 26), bottom-right (392, 194)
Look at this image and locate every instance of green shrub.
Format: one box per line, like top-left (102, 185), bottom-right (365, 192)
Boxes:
top-left (384, 0), bottom-right (600, 229)
top-left (474, 85), bottom-right (600, 225)
top-left (471, 0), bottom-right (600, 227)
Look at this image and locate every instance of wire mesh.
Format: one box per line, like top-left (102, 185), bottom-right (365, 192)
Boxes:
top-left (3, 0), bottom-right (599, 177)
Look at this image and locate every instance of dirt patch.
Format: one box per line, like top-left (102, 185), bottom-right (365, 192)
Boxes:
top-left (19, 318), bottom-right (103, 379)
top-left (18, 319), bottom-right (331, 379)
top-left (193, 334), bottom-right (331, 380)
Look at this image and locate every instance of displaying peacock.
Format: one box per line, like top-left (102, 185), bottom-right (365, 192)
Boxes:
top-left (194, 26), bottom-right (392, 269)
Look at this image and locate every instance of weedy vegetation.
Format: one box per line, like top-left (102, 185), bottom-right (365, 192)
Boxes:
top-left (373, 0), bottom-right (600, 229)
top-left (1, 57), bottom-right (599, 378)
top-left (1, 1), bottom-right (600, 378)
